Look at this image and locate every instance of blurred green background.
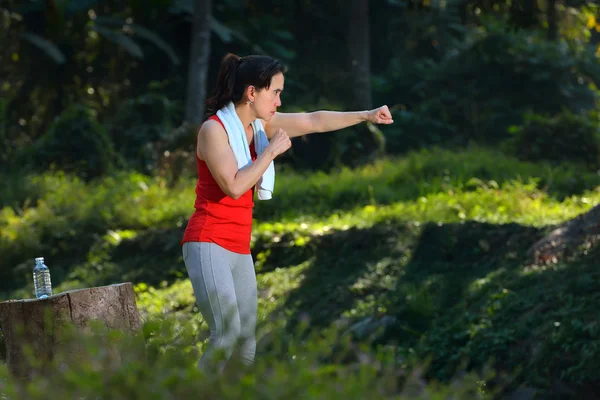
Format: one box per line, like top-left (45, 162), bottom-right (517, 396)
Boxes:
top-left (2, 0), bottom-right (600, 398)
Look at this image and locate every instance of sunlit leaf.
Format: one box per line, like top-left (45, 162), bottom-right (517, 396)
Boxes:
top-left (91, 25), bottom-right (144, 59)
top-left (587, 15), bottom-right (596, 30)
top-left (20, 32), bottom-right (66, 64)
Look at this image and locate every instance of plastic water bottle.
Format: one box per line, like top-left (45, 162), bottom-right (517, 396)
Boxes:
top-left (33, 257), bottom-right (52, 299)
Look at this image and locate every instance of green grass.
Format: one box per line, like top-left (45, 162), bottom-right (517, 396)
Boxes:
top-left (253, 145), bottom-right (600, 220)
top-left (0, 317), bottom-right (492, 399)
top-left (2, 146), bottom-right (600, 397)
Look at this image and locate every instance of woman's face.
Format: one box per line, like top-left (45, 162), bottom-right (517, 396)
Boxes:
top-left (252, 72), bottom-right (284, 121)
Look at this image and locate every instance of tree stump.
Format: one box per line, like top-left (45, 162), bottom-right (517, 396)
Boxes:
top-left (0, 282), bottom-right (143, 379)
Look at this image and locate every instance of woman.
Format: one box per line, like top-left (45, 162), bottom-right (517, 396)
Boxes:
top-left (181, 53), bottom-right (393, 374)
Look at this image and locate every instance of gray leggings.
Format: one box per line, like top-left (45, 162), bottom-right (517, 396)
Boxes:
top-left (182, 242), bottom-right (257, 373)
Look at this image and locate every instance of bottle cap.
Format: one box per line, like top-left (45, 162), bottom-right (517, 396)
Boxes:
top-left (35, 257), bottom-right (44, 262)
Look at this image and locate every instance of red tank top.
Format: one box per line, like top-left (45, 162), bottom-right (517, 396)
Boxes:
top-left (180, 115), bottom-right (257, 254)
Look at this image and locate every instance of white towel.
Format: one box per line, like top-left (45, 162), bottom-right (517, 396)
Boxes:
top-left (216, 101), bottom-right (275, 200)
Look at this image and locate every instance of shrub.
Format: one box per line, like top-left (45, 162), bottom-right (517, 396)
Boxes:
top-left (383, 109), bottom-right (457, 155)
top-left (0, 317), bottom-right (494, 399)
top-left (505, 111), bottom-right (600, 169)
top-left (16, 105), bottom-right (116, 179)
top-left (376, 20), bottom-right (600, 152)
top-left (107, 92), bottom-right (182, 173)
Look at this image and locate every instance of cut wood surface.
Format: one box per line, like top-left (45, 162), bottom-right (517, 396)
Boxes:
top-left (0, 282), bottom-right (142, 378)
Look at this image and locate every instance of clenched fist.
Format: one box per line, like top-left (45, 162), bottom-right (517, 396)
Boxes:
top-left (366, 105), bottom-right (394, 125)
top-left (267, 128), bottom-right (292, 158)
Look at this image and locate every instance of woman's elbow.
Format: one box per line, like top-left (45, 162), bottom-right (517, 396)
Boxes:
top-left (229, 191), bottom-right (242, 200)
top-left (215, 176), bottom-right (241, 199)
top-left (224, 184), bottom-right (243, 200)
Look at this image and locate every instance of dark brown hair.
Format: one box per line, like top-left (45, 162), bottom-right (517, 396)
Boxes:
top-left (205, 53), bottom-right (286, 117)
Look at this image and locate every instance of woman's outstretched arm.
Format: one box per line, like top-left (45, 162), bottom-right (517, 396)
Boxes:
top-left (263, 105), bottom-right (394, 138)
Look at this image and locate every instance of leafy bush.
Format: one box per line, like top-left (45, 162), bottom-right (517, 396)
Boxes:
top-left (16, 105), bottom-right (116, 179)
top-left (0, 316), bottom-right (493, 399)
top-left (504, 111), bottom-right (600, 169)
top-left (378, 20), bottom-right (600, 152)
top-left (107, 92), bottom-right (182, 173)
top-left (382, 108), bottom-right (457, 154)
top-left (0, 171), bottom-right (192, 293)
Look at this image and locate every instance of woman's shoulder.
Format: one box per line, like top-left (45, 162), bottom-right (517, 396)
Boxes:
top-left (199, 115), bottom-right (226, 135)
top-left (196, 116), bottom-right (228, 160)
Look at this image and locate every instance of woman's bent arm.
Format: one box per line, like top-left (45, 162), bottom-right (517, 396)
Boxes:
top-left (198, 120), bottom-right (276, 200)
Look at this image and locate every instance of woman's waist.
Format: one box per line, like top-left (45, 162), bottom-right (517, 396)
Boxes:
top-left (196, 183), bottom-right (254, 205)
top-left (191, 203), bottom-right (253, 223)
top-left (194, 196), bottom-right (254, 211)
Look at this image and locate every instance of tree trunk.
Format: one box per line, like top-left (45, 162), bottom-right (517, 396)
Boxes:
top-left (0, 282), bottom-right (142, 379)
top-left (547, 0), bottom-right (558, 41)
top-left (185, 0), bottom-right (212, 127)
top-left (347, 0), bottom-right (372, 111)
top-left (343, 0), bottom-right (385, 165)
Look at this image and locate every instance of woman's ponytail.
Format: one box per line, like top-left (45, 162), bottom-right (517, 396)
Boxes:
top-left (205, 53), bottom-right (240, 117)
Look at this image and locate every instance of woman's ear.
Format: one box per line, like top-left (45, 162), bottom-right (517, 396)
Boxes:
top-left (247, 85), bottom-right (256, 103)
